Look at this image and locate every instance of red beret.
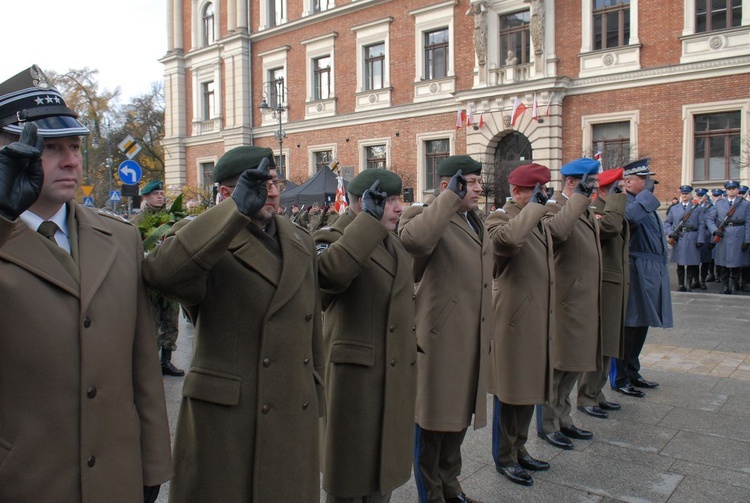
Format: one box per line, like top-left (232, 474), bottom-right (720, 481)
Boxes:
top-left (598, 167), bottom-right (623, 187)
top-left (508, 163), bottom-right (551, 188)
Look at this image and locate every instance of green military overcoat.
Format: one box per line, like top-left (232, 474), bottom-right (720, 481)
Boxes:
top-left (314, 210), bottom-right (417, 497)
top-left (143, 199), bottom-right (325, 503)
top-left (0, 203), bottom-right (173, 502)
top-left (398, 191), bottom-right (493, 432)
top-left (593, 193), bottom-right (629, 358)
top-left (485, 198), bottom-right (580, 404)
top-left (544, 192), bottom-right (603, 372)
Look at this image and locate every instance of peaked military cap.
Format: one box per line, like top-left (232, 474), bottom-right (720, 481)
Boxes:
top-left (695, 188), bottom-right (708, 197)
top-left (508, 163), bottom-right (550, 188)
top-left (213, 146), bottom-right (276, 183)
top-left (348, 168), bottom-right (402, 197)
top-left (622, 158), bottom-right (655, 177)
top-left (436, 155), bottom-right (482, 177)
top-left (724, 180), bottom-right (740, 189)
top-left (679, 185), bottom-right (693, 193)
top-left (740, 185), bottom-right (749, 195)
top-left (0, 65), bottom-right (89, 138)
top-left (598, 167), bottom-right (624, 187)
top-left (141, 180), bottom-right (164, 195)
top-left (560, 157), bottom-right (600, 177)
top-left (711, 188), bottom-right (725, 197)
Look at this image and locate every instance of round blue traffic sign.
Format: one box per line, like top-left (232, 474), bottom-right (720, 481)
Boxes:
top-left (118, 160), bottom-right (143, 185)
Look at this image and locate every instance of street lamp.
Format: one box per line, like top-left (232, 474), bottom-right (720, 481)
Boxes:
top-left (259, 77), bottom-right (287, 180)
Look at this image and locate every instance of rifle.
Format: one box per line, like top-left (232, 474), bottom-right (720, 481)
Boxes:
top-left (713, 198), bottom-right (742, 243)
top-left (668, 202), bottom-right (696, 247)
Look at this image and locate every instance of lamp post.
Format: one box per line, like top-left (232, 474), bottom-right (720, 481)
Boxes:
top-left (259, 77), bottom-right (287, 181)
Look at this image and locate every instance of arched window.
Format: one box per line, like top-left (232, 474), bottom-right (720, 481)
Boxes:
top-left (202, 2), bottom-right (215, 46)
top-left (489, 132), bottom-right (533, 206)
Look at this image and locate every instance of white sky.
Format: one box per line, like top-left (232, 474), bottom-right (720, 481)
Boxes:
top-left (4, 0), bottom-right (167, 102)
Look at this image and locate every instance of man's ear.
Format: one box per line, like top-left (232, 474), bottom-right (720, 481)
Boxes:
top-left (219, 185), bottom-right (233, 200)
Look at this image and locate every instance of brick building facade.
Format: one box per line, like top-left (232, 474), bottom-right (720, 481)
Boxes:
top-left (161, 0), bottom-right (750, 208)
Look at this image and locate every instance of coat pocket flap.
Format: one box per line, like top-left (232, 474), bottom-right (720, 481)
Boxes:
top-left (329, 340), bottom-right (375, 367)
top-left (183, 368), bottom-right (241, 405)
top-left (602, 269), bottom-right (622, 284)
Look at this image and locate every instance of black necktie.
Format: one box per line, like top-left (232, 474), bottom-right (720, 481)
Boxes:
top-left (38, 221), bottom-right (59, 245)
top-left (729, 200), bottom-right (734, 208)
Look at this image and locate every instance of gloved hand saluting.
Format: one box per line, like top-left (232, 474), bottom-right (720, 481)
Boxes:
top-left (447, 169), bottom-right (467, 200)
top-left (531, 182), bottom-right (549, 205)
top-left (362, 180), bottom-right (387, 221)
top-left (573, 173), bottom-right (595, 197)
top-left (232, 157), bottom-right (273, 217)
top-left (644, 174), bottom-right (656, 193)
top-left (0, 122), bottom-right (45, 220)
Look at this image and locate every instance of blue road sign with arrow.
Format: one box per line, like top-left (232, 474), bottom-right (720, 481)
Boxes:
top-left (118, 160), bottom-right (143, 185)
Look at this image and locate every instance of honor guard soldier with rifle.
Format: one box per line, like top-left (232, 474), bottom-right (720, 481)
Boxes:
top-left (665, 185), bottom-right (705, 292)
top-left (706, 180), bottom-right (750, 294)
top-left (695, 188), bottom-right (714, 289)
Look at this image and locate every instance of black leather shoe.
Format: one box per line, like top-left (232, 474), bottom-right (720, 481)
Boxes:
top-left (598, 399), bottom-right (621, 411)
top-left (560, 425), bottom-right (593, 440)
top-left (690, 282), bottom-right (701, 289)
top-left (578, 405), bottom-right (608, 419)
top-left (699, 282), bottom-right (708, 290)
top-left (518, 454), bottom-right (550, 471)
top-left (706, 275), bottom-right (715, 282)
top-left (632, 377), bottom-right (659, 388)
top-left (678, 285), bottom-right (687, 292)
top-left (445, 492), bottom-right (481, 503)
top-left (614, 384), bottom-right (645, 397)
top-left (721, 287), bottom-right (732, 294)
top-left (496, 463), bottom-right (533, 486)
top-left (162, 361), bottom-right (186, 377)
top-left (538, 431), bottom-right (573, 450)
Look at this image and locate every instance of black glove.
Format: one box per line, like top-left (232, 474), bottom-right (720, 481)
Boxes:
top-left (361, 180), bottom-right (387, 221)
top-left (143, 485), bottom-right (160, 503)
top-left (446, 170), bottom-right (467, 200)
top-left (743, 243), bottom-right (749, 252)
top-left (531, 182), bottom-right (548, 205)
top-left (573, 174), bottom-right (595, 197)
top-left (232, 158), bottom-right (273, 217)
top-left (669, 232), bottom-right (679, 241)
top-left (713, 229), bottom-right (724, 239)
top-left (0, 122), bottom-right (45, 220)
top-left (696, 242), bottom-right (703, 248)
top-left (644, 175), bottom-right (656, 193)
top-left (709, 242), bottom-right (716, 250)
top-left (612, 183), bottom-right (623, 194)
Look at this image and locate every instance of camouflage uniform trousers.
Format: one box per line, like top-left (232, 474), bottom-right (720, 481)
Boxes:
top-left (150, 293), bottom-right (180, 351)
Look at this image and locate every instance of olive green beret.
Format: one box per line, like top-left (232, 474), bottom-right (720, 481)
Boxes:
top-left (140, 180), bottom-right (164, 195)
top-left (213, 146), bottom-right (276, 183)
top-left (436, 155), bottom-right (482, 177)
top-left (348, 168), bottom-right (402, 197)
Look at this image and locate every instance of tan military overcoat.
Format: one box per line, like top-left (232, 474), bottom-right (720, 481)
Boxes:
top-left (0, 203), bottom-right (173, 503)
top-left (398, 191), bottom-right (493, 431)
top-left (143, 199), bottom-right (325, 503)
top-left (315, 210), bottom-right (417, 497)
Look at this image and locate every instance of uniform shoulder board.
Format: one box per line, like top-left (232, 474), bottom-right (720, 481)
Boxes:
top-left (495, 208), bottom-right (506, 213)
top-left (546, 199), bottom-right (558, 205)
top-left (183, 215), bottom-right (197, 221)
top-left (411, 202), bottom-right (427, 207)
top-left (315, 242), bottom-right (330, 255)
top-left (97, 209), bottom-right (131, 224)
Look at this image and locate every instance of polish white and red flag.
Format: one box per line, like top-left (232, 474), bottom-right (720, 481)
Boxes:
top-left (456, 107), bottom-right (466, 129)
top-left (511, 97), bottom-right (527, 127)
top-left (531, 94), bottom-right (540, 121)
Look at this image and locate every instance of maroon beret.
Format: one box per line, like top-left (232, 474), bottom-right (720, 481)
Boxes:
top-left (599, 167), bottom-right (623, 187)
top-left (508, 163), bottom-right (551, 188)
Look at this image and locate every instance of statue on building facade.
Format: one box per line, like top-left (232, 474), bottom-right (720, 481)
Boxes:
top-left (466, 0), bottom-right (488, 66)
top-left (525, 0), bottom-right (545, 56)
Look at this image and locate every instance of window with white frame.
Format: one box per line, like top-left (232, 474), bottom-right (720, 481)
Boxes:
top-left (693, 111), bottom-right (741, 181)
top-left (200, 161), bottom-right (215, 187)
top-left (425, 139), bottom-right (450, 191)
top-left (364, 43), bottom-right (385, 90)
top-left (500, 10), bottom-right (531, 66)
top-left (353, 18), bottom-right (392, 110)
top-left (308, 145), bottom-right (337, 176)
top-left (314, 0), bottom-right (333, 13)
top-left (313, 56), bottom-right (332, 100)
top-left (365, 145), bottom-right (387, 170)
top-left (696, 0), bottom-right (742, 32)
top-left (202, 2), bottom-right (215, 46)
top-left (581, 111), bottom-right (639, 167)
top-left (411, 1), bottom-right (455, 101)
top-left (202, 81), bottom-right (216, 119)
top-left (268, 68), bottom-right (285, 109)
top-left (315, 150), bottom-right (333, 171)
top-left (593, 0), bottom-right (631, 50)
top-left (680, 1), bottom-right (749, 64)
top-left (269, 0), bottom-right (286, 27)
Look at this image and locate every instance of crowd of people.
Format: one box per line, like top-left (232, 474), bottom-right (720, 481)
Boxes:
top-left (1, 63), bottom-right (741, 503)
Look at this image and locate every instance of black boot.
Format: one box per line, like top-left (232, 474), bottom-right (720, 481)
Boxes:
top-left (689, 267), bottom-right (700, 290)
top-left (677, 265), bottom-right (686, 292)
top-left (161, 348), bottom-right (185, 376)
top-left (720, 269), bottom-right (732, 294)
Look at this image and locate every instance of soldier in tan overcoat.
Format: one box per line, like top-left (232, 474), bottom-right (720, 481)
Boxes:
top-left (399, 155), bottom-right (493, 503)
top-left (536, 158), bottom-right (603, 451)
top-left (0, 65), bottom-right (172, 503)
top-left (315, 169), bottom-right (417, 502)
top-left (143, 147), bottom-right (325, 502)
top-left (486, 163), bottom-right (583, 487)
top-left (577, 168), bottom-right (630, 418)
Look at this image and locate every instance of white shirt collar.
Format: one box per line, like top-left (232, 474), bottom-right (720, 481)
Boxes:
top-left (20, 204), bottom-right (71, 253)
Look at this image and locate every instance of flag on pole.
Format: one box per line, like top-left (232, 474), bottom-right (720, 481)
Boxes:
top-left (456, 107), bottom-right (466, 129)
top-left (478, 113), bottom-right (484, 129)
top-left (466, 107), bottom-right (475, 128)
top-left (531, 94), bottom-right (540, 121)
top-left (545, 92), bottom-right (553, 116)
top-left (511, 98), bottom-right (527, 127)
top-left (334, 175), bottom-right (348, 214)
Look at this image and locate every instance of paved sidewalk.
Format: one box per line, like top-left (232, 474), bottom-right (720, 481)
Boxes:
top-left (158, 291), bottom-right (750, 503)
